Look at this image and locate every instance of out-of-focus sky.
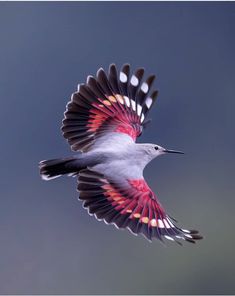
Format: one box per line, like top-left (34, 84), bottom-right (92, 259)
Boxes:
top-left (0, 2), bottom-right (235, 294)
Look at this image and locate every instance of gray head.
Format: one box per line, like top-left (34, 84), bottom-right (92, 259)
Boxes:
top-left (137, 143), bottom-right (184, 162)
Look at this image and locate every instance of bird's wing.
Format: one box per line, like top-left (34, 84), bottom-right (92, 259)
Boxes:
top-left (77, 168), bottom-right (203, 244)
top-left (62, 64), bottom-right (158, 152)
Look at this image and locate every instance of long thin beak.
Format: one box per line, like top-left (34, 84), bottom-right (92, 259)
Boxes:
top-left (164, 149), bottom-right (184, 154)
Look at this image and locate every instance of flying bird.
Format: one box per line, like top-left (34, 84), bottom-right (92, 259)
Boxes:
top-left (39, 64), bottom-right (202, 244)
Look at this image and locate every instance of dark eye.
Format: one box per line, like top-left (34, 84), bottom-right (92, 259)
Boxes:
top-left (154, 146), bottom-right (159, 150)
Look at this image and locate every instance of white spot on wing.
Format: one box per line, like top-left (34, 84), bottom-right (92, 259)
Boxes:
top-left (167, 218), bottom-right (175, 228)
top-left (163, 219), bottom-right (171, 229)
top-left (182, 229), bottom-right (190, 233)
top-left (145, 97), bottom-right (152, 108)
top-left (158, 219), bottom-right (164, 228)
top-left (124, 96), bottom-right (130, 107)
top-left (141, 82), bottom-right (149, 93)
top-left (176, 235), bottom-right (184, 239)
top-left (130, 99), bottom-right (136, 111)
top-left (136, 104), bottom-right (142, 116)
top-left (141, 114), bottom-right (145, 122)
top-left (164, 235), bottom-right (174, 241)
top-left (150, 219), bottom-right (157, 227)
top-left (130, 75), bottom-right (139, 86)
top-left (120, 72), bottom-right (128, 83)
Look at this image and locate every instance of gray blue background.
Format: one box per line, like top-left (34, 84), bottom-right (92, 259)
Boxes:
top-left (0, 2), bottom-right (235, 294)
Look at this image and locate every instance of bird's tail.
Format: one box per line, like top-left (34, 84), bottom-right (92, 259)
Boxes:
top-left (39, 157), bottom-right (82, 180)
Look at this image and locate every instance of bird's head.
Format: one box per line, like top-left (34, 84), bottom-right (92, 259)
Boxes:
top-left (139, 143), bottom-right (184, 161)
top-left (154, 144), bottom-right (184, 157)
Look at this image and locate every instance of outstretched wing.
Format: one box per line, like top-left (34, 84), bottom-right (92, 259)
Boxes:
top-left (77, 168), bottom-right (203, 244)
top-left (62, 64), bottom-right (158, 152)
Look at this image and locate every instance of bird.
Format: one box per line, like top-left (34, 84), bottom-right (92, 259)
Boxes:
top-left (39, 63), bottom-right (203, 244)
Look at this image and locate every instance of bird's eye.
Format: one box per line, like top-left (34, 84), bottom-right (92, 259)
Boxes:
top-left (154, 146), bottom-right (159, 150)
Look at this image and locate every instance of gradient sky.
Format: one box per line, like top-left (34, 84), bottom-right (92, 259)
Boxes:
top-left (0, 2), bottom-right (235, 294)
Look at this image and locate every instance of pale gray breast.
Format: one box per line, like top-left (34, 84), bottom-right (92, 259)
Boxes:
top-left (89, 145), bottom-right (147, 181)
top-left (85, 133), bottom-right (150, 181)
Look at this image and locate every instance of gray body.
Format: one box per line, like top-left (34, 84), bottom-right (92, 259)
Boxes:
top-left (77, 133), bottom-right (166, 181)
top-left (40, 132), bottom-right (181, 182)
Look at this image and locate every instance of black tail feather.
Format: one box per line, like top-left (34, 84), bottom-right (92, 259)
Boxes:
top-left (39, 157), bottom-right (81, 180)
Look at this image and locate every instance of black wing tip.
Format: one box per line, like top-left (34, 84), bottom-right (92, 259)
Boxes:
top-left (190, 234), bottom-right (203, 240)
top-left (96, 67), bottom-right (106, 77)
top-left (122, 63), bottom-right (130, 70)
top-left (134, 67), bottom-right (145, 77)
top-left (109, 63), bottom-right (117, 69)
top-left (182, 229), bottom-right (203, 244)
top-left (86, 75), bottom-right (94, 85)
top-left (146, 74), bottom-right (156, 85)
top-left (137, 66), bottom-right (145, 72)
top-left (151, 89), bottom-right (159, 98)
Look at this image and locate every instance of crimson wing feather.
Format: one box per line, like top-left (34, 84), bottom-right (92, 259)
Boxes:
top-left (77, 168), bottom-right (203, 244)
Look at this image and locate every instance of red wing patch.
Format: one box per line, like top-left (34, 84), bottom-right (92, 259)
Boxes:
top-left (77, 169), bottom-right (203, 244)
top-left (61, 64), bottom-right (158, 152)
top-left (129, 179), bottom-right (151, 192)
top-left (87, 94), bottom-right (141, 141)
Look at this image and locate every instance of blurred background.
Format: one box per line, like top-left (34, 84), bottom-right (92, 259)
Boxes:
top-left (0, 2), bottom-right (235, 294)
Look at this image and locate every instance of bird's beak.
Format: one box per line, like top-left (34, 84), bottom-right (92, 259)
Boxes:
top-left (164, 149), bottom-right (184, 154)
